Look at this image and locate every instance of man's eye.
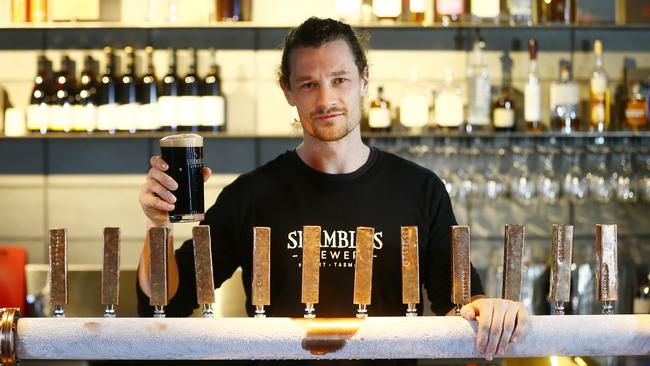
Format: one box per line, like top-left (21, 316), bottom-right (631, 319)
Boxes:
top-left (334, 78), bottom-right (347, 84)
top-left (301, 82), bottom-right (316, 89)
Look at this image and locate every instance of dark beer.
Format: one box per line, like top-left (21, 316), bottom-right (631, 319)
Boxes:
top-left (160, 134), bottom-right (204, 222)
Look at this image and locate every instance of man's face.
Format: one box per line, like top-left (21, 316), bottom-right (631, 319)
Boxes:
top-left (281, 39), bottom-right (369, 142)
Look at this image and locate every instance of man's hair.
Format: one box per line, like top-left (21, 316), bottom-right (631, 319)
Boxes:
top-left (278, 17), bottom-right (370, 88)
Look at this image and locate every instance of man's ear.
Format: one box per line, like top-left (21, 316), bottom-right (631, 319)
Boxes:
top-left (360, 67), bottom-right (369, 97)
top-left (281, 81), bottom-right (296, 107)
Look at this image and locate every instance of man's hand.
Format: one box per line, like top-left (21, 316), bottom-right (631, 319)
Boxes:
top-left (460, 297), bottom-right (529, 361)
top-left (139, 155), bottom-right (212, 226)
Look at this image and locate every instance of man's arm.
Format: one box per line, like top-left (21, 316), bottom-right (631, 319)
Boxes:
top-left (137, 155), bottom-right (211, 300)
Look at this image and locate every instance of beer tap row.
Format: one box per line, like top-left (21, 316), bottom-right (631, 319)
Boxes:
top-left (45, 223), bottom-right (619, 319)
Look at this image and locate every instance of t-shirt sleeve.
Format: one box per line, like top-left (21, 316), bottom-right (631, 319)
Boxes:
top-left (137, 181), bottom-right (245, 317)
top-left (422, 176), bottom-right (485, 316)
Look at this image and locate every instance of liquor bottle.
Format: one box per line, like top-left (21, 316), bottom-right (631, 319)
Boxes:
top-left (493, 86), bottom-right (515, 132)
top-left (508, 0), bottom-right (533, 25)
top-left (200, 48), bottom-right (226, 133)
top-left (466, 36), bottom-right (491, 132)
top-left (26, 53), bottom-right (52, 134)
top-left (138, 46), bottom-right (160, 132)
top-left (399, 68), bottom-right (429, 133)
top-left (29, 0), bottom-right (47, 22)
top-left (216, 0), bottom-right (252, 21)
top-left (435, 0), bottom-right (464, 25)
top-left (159, 48), bottom-right (180, 131)
top-left (368, 86), bottom-right (392, 133)
top-left (179, 48), bottom-right (201, 131)
top-left (471, 0), bottom-right (500, 24)
top-left (434, 69), bottom-right (464, 131)
top-left (633, 273), bottom-right (650, 314)
top-left (49, 55), bottom-right (75, 132)
top-left (372, 0), bottom-right (401, 22)
top-left (409, 0), bottom-right (426, 24)
top-left (524, 39), bottom-right (542, 132)
top-left (625, 82), bottom-right (648, 131)
top-left (589, 39), bottom-right (610, 132)
top-left (72, 55), bottom-right (98, 133)
top-left (550, 65), bottom-right (580, 133)
top-left (539, 0), bottom-right (575, 24)
top-left (97, 46), bottom-right (118, 133)
top-left (116, 46), bottom-right (138, 133)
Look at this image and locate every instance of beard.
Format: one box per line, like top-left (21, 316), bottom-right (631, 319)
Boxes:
top-left (304, 101), bottom-right (362, 142)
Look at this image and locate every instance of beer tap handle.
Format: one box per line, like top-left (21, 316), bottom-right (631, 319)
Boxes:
top-left (301, 226), bottom-right (321, 318)
top-left (252, 227), bottom-right (271, 318)
top-left (401, 226), bottom-right (420, 317)
top-left (451, 226), bottom-right (470, 315)
top-left (353, 227), bottom-right (375, 319)
top-left (149, 227), bottom-right (168, 318)
top-left (596, 224), bottom-right (618, 315)
top-left (102, 227), bottom-right (121, 318)
top-left (549, 224), bottom-right (573, 316)
top-left (49, 228), bottom-right (68, 318)
top-left (502, 224), bottom-right (525, 302)
top-left (192, 225), bottom-right (215, 318)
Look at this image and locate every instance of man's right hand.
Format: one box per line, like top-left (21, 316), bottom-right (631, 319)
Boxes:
top-left (139, 155), bottom-right (212, 226)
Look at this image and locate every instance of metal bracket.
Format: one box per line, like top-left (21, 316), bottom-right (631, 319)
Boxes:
top-left (0, 308), bottom-right (20, 366)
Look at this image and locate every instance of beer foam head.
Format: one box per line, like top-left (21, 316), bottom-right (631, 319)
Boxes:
top-left (160, 134), bottom-right (203, 148)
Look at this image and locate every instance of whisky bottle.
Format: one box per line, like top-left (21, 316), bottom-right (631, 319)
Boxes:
top-left (399, 68), bottom-right (429, 133)
top-left (49, 55), bottom-right (74, 133)
top-left (435, 0), bottom-right (464, 25)
top-left (508, 0), bottom-right (533, 25)
top-left (539, 0), bottom-right (575, 24)
top-left (466, 36), bottom-right (491, 132)
top-left (159, 48), bottom-right (180, 132)
top-left (117, 46), bottom-right (139, 133)
top-left (493, 86), bottom-right (515, 132)
top-left (525, 39), bottom-right (542, 132)
top-left (368, 86), bottom-right (392, 133)
top-left (200, 49), bottom-right (226, 133)
top-left (625, 82), bottom-right (648, 131)
top-left (138, 46), bottom-right (160, 132)
top-left (179, 48), bottom-right (201, 131)
top-left (372, 0), bottom-right (402, 22)
top-left (434, 69), bottom-right (464, 131)
top-left (72, 55), bottom-right (98, 133)
top-left (409, 0), bottom-right (426, 24)
top-left (589, 40), bottom-right (610, 132)
top-left (97, 46), bottom-right (118, 133)
top-left (26, 53), bottom-right (52, 134)
top-left (471, 0), bottom-right (500, 24)
top-left (550, 65), bottom-right (580, 133)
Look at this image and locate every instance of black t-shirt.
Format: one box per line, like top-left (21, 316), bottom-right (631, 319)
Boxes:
top-left (137, 147), bottom-right (484, 364)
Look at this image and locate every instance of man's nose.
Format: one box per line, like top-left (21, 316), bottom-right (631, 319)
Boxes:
top-left (316, 85), bottom-right (336, 111)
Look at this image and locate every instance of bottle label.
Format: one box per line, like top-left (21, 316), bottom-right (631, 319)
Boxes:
top-left (369, 108), bottom-right (391, 128)
top-left (116, 103), bottom-right (139, 131)
top-left (493, 108), bottom-right (515, 128)
top-left (550, 83), bottom-right (579, 108)
top-left (436, 0), bottom-right (464, 15)
top-left (158, 96), bottom-right (179, 129)
top-left (26, 103), bottom-right (49, 132)
top-left (410, 0), bottom-right (426, 12)
top-left (97, 104), bottom-right (118, 131)
top-left (471, 0), bottom-right (499, 17)
top-left (373, 0), bottom-right (402, 17)
top-left (200, 96), bottom-right (225, 127)
top-left (138, 103), bottom-right (161, 131)
top-left (524, 83), bottom-right (541, 122)
top-left (399, 94), bottom-right (429, 128)
top-left (179, 96), bottom-right (202, 127)
top-left (49, 104), bottom-right (73, 132)
top-left (468, 75), bottom-right (491, 126)
top-left (435, 92), bottom-right (463, 127)
top-left (590, 76), bottom-right (607, 95)
top-left (72, 104), bottom-right (96, 132)
top-left (510, 0), bottom-right (532, 16)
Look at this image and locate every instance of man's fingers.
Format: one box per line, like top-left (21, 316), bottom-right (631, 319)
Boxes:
top-left (150, 156), bottom-right (169, 171)
top-left (511, 304), bottom-right (530, 343)
top-left (203, 167), bottom-right (212, 183)
top-left (146, 180), bottom-right (177, 204)
top-left (497, 303), bottom-right (519, 356)
top-left (483, 301), bottom-right (507, 360)
top-left (475, 300), bottom-right (493, 355)
top-left (460, 303), bottom-right (477, 320)
top-left (147, 168), bottom-right (178, 191)
top-left (141, 194), bottom-right (175, 212)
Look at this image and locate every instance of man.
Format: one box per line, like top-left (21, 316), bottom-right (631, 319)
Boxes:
top-left (137, 17), bottom-right (528, 364)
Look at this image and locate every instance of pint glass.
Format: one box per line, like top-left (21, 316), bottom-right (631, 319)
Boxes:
top-left (160, 134), bottom-right (205, 222)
